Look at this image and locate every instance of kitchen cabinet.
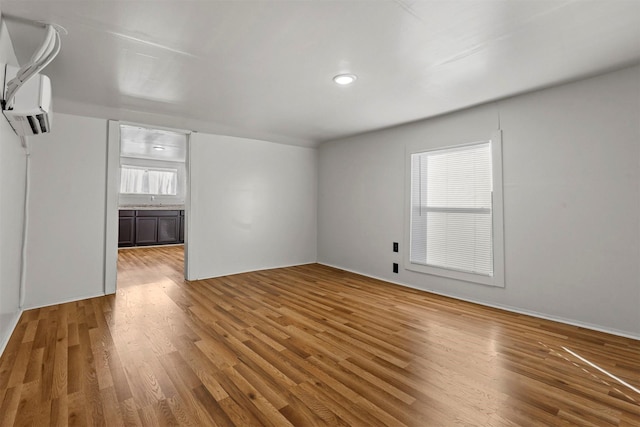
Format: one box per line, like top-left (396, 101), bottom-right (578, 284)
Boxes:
top-left (179, 211), bottom-right (185, 242)
top-left (119, 210), bottom-right (184, 247)
top-left (118, 210), bottom-right (136, 247)
top-left (158, 216), bottom-right (179, 243)
top-left (135, 217), bottom-right (158, 244)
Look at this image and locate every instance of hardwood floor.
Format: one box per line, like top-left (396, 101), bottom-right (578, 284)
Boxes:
top-left (1, 245), bottom-right (639, 426)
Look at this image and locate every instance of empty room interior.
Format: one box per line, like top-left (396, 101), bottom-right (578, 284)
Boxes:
top-left (0, 1), bottom-right (639, 426)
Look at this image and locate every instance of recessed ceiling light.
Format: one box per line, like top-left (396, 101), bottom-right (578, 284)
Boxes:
top-left (153, 146), bottom-right (165, 151)
top-left (333, 73), bottom-right (357, 86)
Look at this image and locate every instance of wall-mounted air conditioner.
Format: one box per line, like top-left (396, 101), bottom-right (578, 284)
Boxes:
top-left (2, 65), bottom-right (52, 136)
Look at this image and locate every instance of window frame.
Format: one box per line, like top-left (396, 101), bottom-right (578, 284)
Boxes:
top-left (119, 157), bottom-right (187, 206)
top-left (120, 165), bottom-right (179, 196)
top-left (404, 130), bottom-right (505, 288)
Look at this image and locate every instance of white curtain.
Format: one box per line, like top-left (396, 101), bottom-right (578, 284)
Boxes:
top-left (120, 166), bottom-right (177, 195)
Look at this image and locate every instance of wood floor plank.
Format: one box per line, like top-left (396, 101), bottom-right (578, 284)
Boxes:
top-left (6, 341), bottom-right (32, 390)
top-left (0, 385), bottom-right (21, 427)
top-left (0, 245), bottom-right (638, 426)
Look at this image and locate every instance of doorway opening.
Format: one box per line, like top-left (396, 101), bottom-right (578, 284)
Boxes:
top-left (105, 122), bottom-right (190, 293)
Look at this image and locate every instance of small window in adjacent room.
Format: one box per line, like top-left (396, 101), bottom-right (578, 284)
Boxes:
top-left (118, 124), bottom-right (187, 206)
top-left (407, 131), bottom-right (504, 287)
top-left (120, 166), bottom-right (178, 196)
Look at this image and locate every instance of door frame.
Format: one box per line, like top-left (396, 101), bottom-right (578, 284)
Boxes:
top-left (104, 120), bottom-right (191, 294)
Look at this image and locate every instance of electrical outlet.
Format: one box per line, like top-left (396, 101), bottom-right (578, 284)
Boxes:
top-left (393, 242), bottom-right (399, 252)
top-left (393, 263), bottom-right (399, 273)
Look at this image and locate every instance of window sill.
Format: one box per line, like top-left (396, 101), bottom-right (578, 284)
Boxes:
top-left (405, 262), bottom-right (505, 288)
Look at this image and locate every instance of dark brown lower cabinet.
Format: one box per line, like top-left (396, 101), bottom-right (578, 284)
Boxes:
top-left (118, 210), bottom-right (136, 247)
top-left (179, 212), bottom-right (185, 242)
top-left (119, 210), bottom-right (184, 247)
top-left (135, 217), bottom-right (158, 245)
top-left (158, 217), bottom-right (179, 243)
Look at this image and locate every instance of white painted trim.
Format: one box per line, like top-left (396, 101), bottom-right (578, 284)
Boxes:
top-left (104, 120), bottom-right (120, 295)
top-left (490, 129), bottom-right (505, 288)
top-left (118, 120), bottom-right (192, 136)
top-left (318, 262), bottom-right (640, 341)
top-left (106, 120), bottom-right (192, 287)
top-left (23, 291), bottom-right (107, 311)
top-left (403, 131), bottom-right (505, 288)
top-left (188, 262), bottom-right (317, 281)
top-left (0, 309), bottom-right (23, 357)
top-left (183, 132), bottom-right (192, 281)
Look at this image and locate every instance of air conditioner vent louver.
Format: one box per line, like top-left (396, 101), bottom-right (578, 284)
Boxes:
top-left (22, 113), bottom-right (50, 134)
top-left (2, 65), bottom-right (53, 137)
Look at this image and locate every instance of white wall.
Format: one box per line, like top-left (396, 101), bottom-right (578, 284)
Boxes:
top-left (19, 112), bottom-right (317, 310)
top-left (318, 65), bottom-right (640, 338)
top-left (24, 113), bottom-right (108, 308)
top-left (188, 133), bottom-right (317, 279)
top-left (0, 14), bottom-right (27, 352)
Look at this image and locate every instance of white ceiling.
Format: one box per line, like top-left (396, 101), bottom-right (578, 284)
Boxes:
top-left (2, 1), bottom-right (640, 147)
top-left (120, 124), bottom-right (187, 162)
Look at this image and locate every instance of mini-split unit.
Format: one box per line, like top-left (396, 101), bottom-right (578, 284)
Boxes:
top-left (1, 22), bottom-right (62, 137)
top-left (3, 65), bottom-right (52, 136)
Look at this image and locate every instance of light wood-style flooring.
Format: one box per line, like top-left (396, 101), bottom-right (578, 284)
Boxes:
top-left (1, 245), bottom-right (639, 426)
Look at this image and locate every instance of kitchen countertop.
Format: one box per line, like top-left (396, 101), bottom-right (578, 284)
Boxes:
top-left (119, 205), bottom-right (185, 210)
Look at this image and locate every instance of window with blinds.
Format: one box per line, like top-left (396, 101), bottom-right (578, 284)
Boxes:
top-left (410, 141), bottom-right (493, 276)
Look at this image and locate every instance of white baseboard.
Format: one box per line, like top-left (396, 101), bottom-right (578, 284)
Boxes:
top-left (1, 291), bottom-right (109, 357)
top-left (188, 261), bottom-right (317, 281)
top-left (0, 309), bottom-right (23, 357)
top-left (318, 262), bottom-right (640, 341)
top-left (24, 291), bottom-right (108, 311)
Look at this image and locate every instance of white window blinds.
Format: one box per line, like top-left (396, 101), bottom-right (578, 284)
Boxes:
top-left (410, 142), bottom-right (493, 276)
top-left (120, 166), bottom-right (178, 196)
